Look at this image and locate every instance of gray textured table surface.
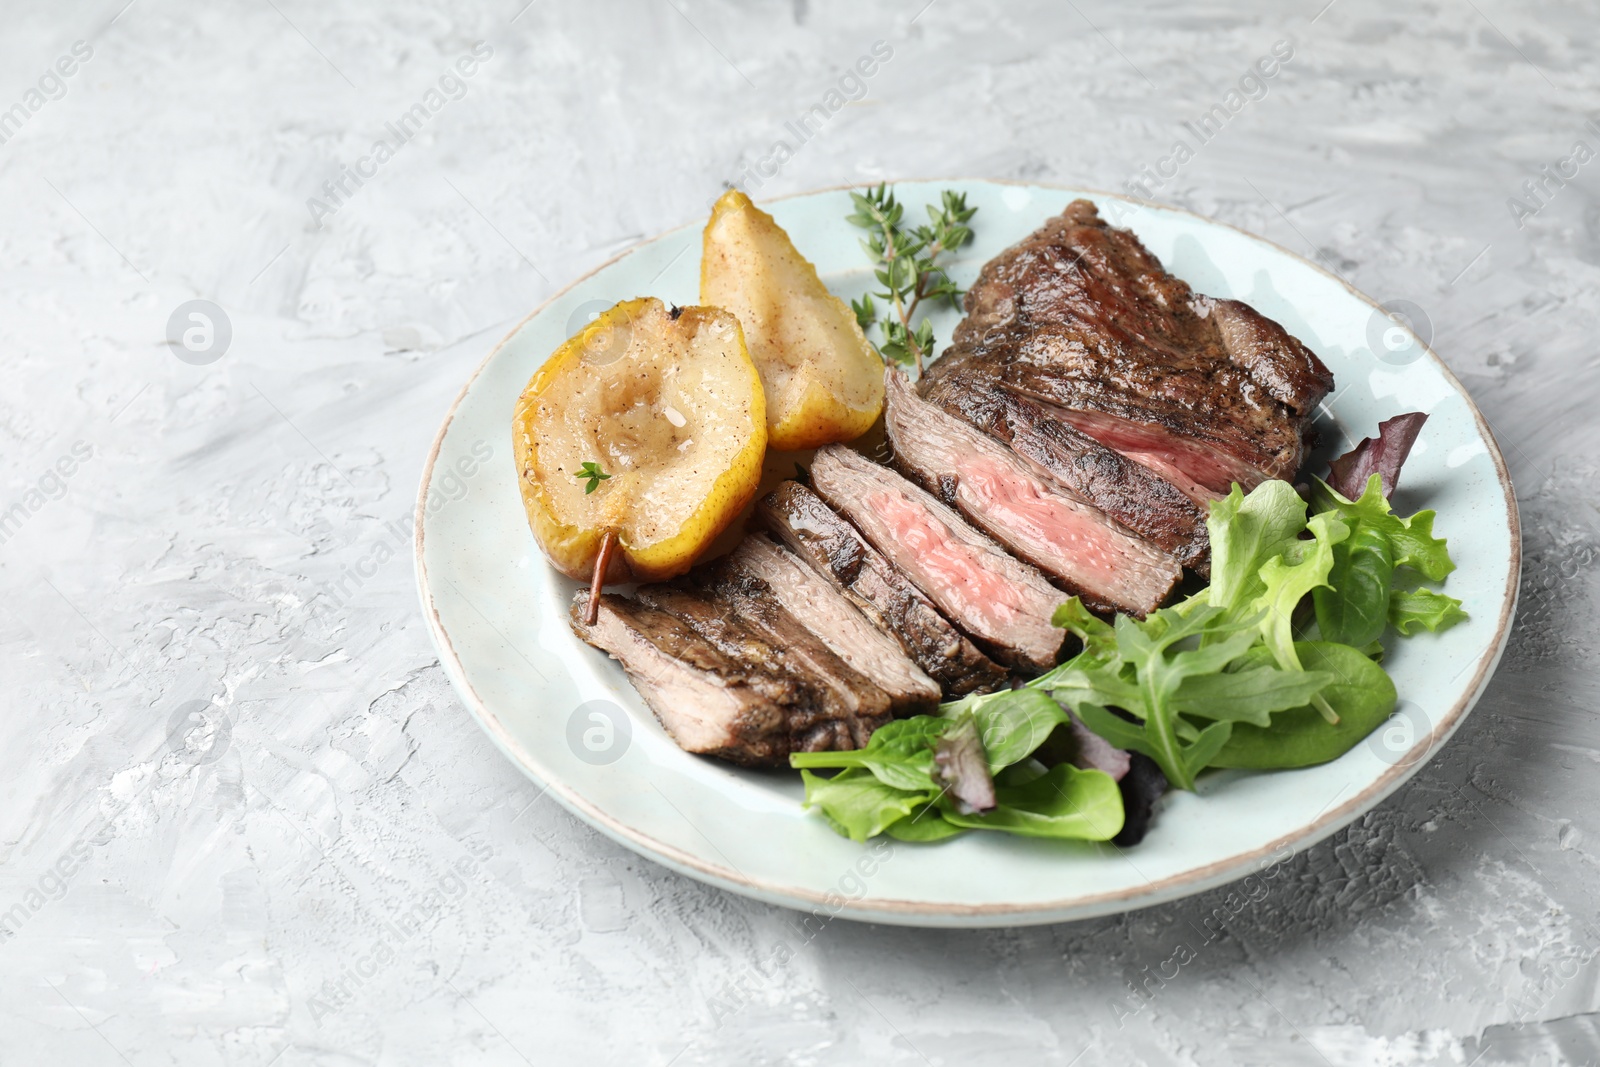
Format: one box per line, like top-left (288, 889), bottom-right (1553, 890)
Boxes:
top-left (3, 0), bottom-right (1597, 1063)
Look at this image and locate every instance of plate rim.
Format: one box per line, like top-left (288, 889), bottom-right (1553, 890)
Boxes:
top-left (413, 179), bottom-right (1522, 925)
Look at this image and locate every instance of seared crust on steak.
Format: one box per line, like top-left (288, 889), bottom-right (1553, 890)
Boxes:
top-left (759, 481), bottom-right (1007, 696)
top-left (701, 535), bottom-right (942, 716)
top-left (922, 199), bottom-right (1333, 492)
top-left (883, 368), bottom-right (1180, 616)
top-left (923, 372), bottom-right (1211, 572)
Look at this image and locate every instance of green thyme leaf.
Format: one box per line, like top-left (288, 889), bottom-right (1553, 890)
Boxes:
top-left (844, 184), bottom-right (977, 375)
top-left (575, 461), bottom-right (611, 494)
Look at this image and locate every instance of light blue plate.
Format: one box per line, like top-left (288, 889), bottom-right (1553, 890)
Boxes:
top-left (414, 181), bottom-right (1519, 927)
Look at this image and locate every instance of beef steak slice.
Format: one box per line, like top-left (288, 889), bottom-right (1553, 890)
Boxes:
top-left (809, 444), bottom-right (1067, 673)
top-left (758, 481), bottom-right (1008, 696)
top-left (884, 368), bottom-right (1180, 616)
top-left (921, 199), bottom-right (1334, 492)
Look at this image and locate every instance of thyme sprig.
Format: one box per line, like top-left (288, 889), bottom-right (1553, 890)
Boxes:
top-left (575, 461), bottom-right (611, 494)
top-left (846, 185), bottom-right (977, 376)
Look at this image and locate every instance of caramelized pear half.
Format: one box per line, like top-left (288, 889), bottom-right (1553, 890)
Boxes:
top-left (701, 190), bottom-right (884, 450)
top-left (513, 297), bottom-right (767, 588)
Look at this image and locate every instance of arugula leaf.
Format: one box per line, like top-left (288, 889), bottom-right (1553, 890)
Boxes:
top-left (1389, 588), bottom-right (1468, 635)
top-left (1205, 481), bottom-right (1310, 623)
top-left (1073, 702), bottom-right (1236, 787)
top-left (1210, 642), bottom-right (1397, 769)
top-left (1314, 521), bottom-right (1395, 647)
top-left (1314, 473), bottom-right (1454, 582)
top-left (790, 717), bottom-right (947, 791)
top-left (939, 764), bottom-right (1124, 841)
top-left (1043, 602), bottom-right (1263, 790)
top-left (799, 769), bottom-right (932, 842)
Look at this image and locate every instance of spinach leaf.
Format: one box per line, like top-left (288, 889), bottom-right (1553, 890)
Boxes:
top-left (941, 687), bottom-right (1071, 772)
top-left (885, 804), bottom-right (964, 842)
top-left (798, 768), bottom-right (933, 842)
top-left (939, 764), bottom-right (1124, 841)
top-left (790, 716), bottom-right (948, 791)
top-left (1210, 641), bottom-right (1397, 769)
top-left (1314, 521), bottom-right (1395, 647)
top-left (1389, 587), bottom-right (1468, 635)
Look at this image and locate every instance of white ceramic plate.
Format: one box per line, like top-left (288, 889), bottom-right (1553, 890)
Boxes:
top-left (414, 181), bottom-right (1519, 928)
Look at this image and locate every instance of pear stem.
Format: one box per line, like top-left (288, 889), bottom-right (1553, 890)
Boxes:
top-left (585, 528), bottom-right (618, 625)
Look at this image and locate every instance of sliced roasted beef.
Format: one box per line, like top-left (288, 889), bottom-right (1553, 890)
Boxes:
top-left (633, 584), bottom-right (890, 750)
top-left (571, 591), bottom-right (870, 765)
top-left (1052, 407), bottom-right (1254, 497)
top-left (923, 372), bottom-right (1211, 572)
top-left (704, 534), bottom-right (941, 716)
top-left (758, 481), bottom-right (1007, 696)
top-left (921, 199), bottom-right (1334, 492)
top-left (884, 369), bottom-right (1180, 616)
top-left (809, 445), bottom-right (1067, 673)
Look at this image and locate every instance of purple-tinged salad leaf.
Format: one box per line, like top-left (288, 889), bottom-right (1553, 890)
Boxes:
top-left (947, 686), bottom-right (1071, 773)
top-left (1327, 411), bottom-right (1428, 499)
top-left (1112, 754), bottom-right (1168, 847)
top-left (933, 713), bottom-right (996, 815)
top-left (1064, 712), bottom-right (1132, 782)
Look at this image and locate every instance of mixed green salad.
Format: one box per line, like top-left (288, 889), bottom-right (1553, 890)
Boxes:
top-left (791, 418), bottom-right (1468, 846)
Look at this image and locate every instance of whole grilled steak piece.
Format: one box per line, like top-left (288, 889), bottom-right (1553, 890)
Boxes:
top-left (571, 592), bottom-right (873, 765)
top-left (921, 199), bottom-right (1334, 492)
top-left (758, 481), bottom-right (1007, 696)
top-left (923, 372), bottom-right (1211, 573)
top-left (703, 534), bottom-right (941, 716)
top-left (634, 584), bottom-right (890, 751)
top-left (809, 445), bottom-right (1067, 673)
top-left (884, 369), bottom-right (1180, 616)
